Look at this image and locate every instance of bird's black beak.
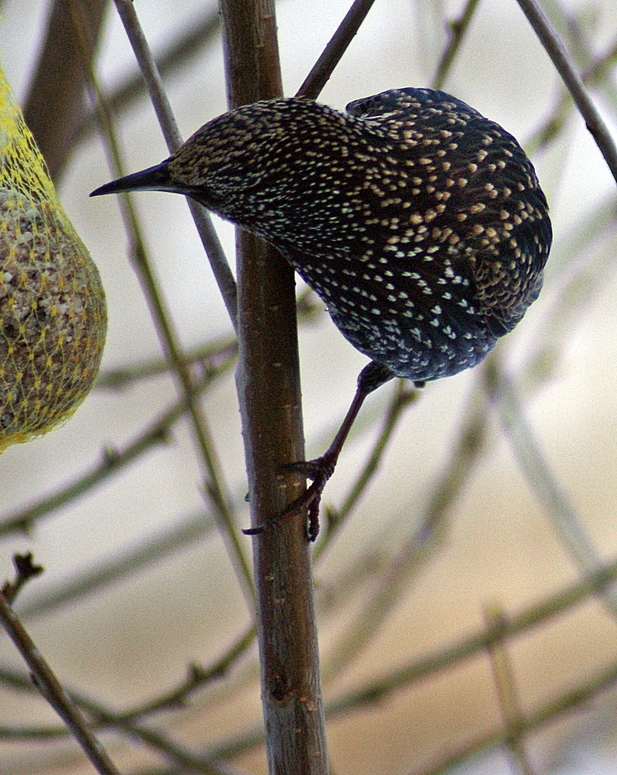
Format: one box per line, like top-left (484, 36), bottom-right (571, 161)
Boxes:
top-left (90, 160), bottom-right (187, 198)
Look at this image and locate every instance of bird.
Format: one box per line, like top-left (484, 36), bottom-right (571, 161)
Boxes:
top-left (91, 87), bottom-right (552, 538)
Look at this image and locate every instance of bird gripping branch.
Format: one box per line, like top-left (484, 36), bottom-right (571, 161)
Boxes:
top-left (92, 88), bottom-right (551, 538)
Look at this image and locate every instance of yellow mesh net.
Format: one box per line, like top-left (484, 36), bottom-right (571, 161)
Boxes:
top-left (0, 67), bottom-right (106, 453)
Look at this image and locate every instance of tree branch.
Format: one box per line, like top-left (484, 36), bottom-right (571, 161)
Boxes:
top-left (0, 582), bottom-right (121, 775)
top-left (219, 0), bottom-right (329, 772)
top-left (515, 0), bottom-right (617, 183)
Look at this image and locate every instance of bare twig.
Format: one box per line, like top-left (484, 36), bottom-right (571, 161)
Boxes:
top-left (0, 649), bottom-right (249, 775)
top-left (24, 0), bottom-right (107, 181)
top-left (80, 3), bottom-right (254, 606)
top-left (326, 552), bottom-right (617, 718)
top-left (111, 0), bottom-right (238, 328)
top-left (486, 365), bottom-right (617, 619)
top-left (74, 552), bottom-right (617, 769)
top-left (201, 553), bottom-right (617, 762)
top-left (432, 0), bottom-right (482, 90)
top-left (411, 657), bottom-right (617, 775)
top-left (322, 378), bottom-right (488, 679)
top-left (75, 8), bottom-right (221, 145)
top-left (296, 0), bottom-right (378, 99)
top-left (96, 335), bottom-right (237, 390)
top-left (18, 512), bottom-right (216, 619)
top-left (526, 31), bottom-right (617, 153)
top-left (0, 585), bottom-right (122, 775)
top-left (515, 0), bottom-right (617, 183)
top-left (0, 369), bottom-right (219, 537)
top-left (118, 624), bottom-right (256, 722)
top-left (484, 606), bottom-right (537, 775)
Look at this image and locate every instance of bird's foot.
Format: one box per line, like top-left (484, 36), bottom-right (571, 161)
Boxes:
top-left (244, 361), bottom-right (396, 542)
top-left (282, 453), bottom-right (337, 483)
top-left (243, 454), bottom-right (336, 541)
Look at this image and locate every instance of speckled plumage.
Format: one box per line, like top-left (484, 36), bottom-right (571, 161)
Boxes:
top-left (93, 88), bottom-right (551, 383)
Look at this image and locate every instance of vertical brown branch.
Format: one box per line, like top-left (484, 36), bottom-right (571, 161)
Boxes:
top-left (218, 0), bottom-right (329, 772)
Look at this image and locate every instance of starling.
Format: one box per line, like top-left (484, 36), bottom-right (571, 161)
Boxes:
top-left (91, 88), bottom-right (552, 537)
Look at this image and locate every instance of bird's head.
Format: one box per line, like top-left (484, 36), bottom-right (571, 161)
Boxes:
top-left (90, 99), bottom-right (329, 226)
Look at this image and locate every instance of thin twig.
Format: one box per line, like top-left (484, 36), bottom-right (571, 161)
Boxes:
top-left (96, 335), bottom-right (237, 390)
top-left (0, 627), bottom-right (256, 741)
top-left (0, 652), bottom-right (249, 775)
top-left (83, 712), bottom-right (242, 775)
top-left (75, 9), bottom-right (221, 146)
top-left (104, 553), bottom-right (617, 767)
top-left (326, 552), bottom-right (617, 719)
top-left (515, 0), bottom-right (617, 183)
top-left (79, 2), bottom-right (254, 606)
top-left (486, 365), bottom-right (617, 619)
top-left (432, 0), bottom-right (482, 90)
top-left (0, 723), bottom-right (66, 740)
top-left (322, 378), bottom-right (488, 679)
top-left (202, 553), bottom-right (617, 761)
top-left (111, 0), bottom-right (238, 328)
top-left (118, 624), bottom-right (256, 722)
top-left (19, 511), bottom-right (216, 619)
top-left (0, 590), bottom-right (122, 775)
top-left (172, 652), bottom-right (617, 773)
top-left (411, 657), bottom-right (617, 775)
top-left (296, 0), bottom-right (378, 99)
top-left (0, 369), bottom-right (219, 537)
top-left (525, 31), bottom-right (617, 154)
top-left (484, 606), bottom-right (537, 775)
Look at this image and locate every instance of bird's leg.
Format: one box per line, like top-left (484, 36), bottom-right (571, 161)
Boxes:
top-left (244, 361), bottom-right (395, 540)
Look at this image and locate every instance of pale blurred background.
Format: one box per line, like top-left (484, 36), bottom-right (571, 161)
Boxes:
top-left (1, 0), bottom-right (617, 773)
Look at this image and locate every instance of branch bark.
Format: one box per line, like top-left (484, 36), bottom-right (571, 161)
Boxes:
top-left (218, 0), bottom-right (329, 772)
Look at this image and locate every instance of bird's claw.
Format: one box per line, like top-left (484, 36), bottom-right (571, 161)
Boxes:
top-left (244, 456), bottom-right (335, 541)
top-left (243, 370), bottom-right (384, 541)
top-left (243, 479), bottom-right (323, 541)
top-left (282, 455), bottom-right (336, 482)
